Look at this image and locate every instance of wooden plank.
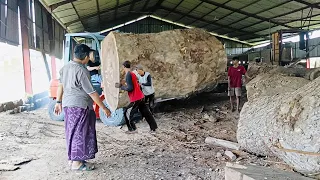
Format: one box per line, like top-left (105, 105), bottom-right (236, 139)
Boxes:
top-left (205, 137), bottom-right (240, 150)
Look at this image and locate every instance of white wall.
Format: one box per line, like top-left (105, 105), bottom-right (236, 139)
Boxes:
top-left (0, 43), bottom-right (25, 103)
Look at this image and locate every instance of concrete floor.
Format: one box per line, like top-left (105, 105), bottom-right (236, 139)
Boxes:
top-left (0, 93), bottom-right (294, 180)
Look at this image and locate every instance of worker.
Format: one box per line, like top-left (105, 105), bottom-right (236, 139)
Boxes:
top-left (87, 51), bottom-right (102, 84)
top-left (228, 56), bottom-right (251, 112)
top-left (54, 44), bottom-right (111, 171)
top-left (135, 64), bottom-right (155, 113)
top-left (115, 61), bottom-right (158, 134)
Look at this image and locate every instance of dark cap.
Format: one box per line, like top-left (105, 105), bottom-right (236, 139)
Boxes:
top-left (122, 60), bottom-right (131, 68)
top-left (74, 44), bottom-right (95, 55)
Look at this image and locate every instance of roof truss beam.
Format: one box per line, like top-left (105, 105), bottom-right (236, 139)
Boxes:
top-left (114, 0), bottom-right (120, 19)
top-left (237, 12), bottom-right (320, 40)
top-left (222, 0), bottom-right (293, 29)
top-left (160, 6), bottom-right (261, 39)
top-left (142, 0), bottom-right (151, 10)
top-left (185, 0), bottom-right (232, 26)
top-left (164, 0), bottom-right (184, 18)
top-left (70, 1), bottom-right (84, 28)
top-left (201, 0), bottom-right (294, 29)
top-left (292, 0), bottom-right (320, 8)
top-left (174, 1), bottom-right (204, 22)
top-left (50, 0), bottom-right (77, 10)
top-left (214, 0), bottom-right (293, 34)
top-left (96, 0), bottom-right (101, 30)
top-left (65, 0), bottom-right (145, 27)
top-left (92, 0), bottom-right (165, 32)
top-left (129, 0), bottom-right (136, 13)
top-left (212, 0), bottom-right (261, 24)
top-left (234, 5), bottom-right (313, 38)
top-left (153, 0), bottom-right (166, 10)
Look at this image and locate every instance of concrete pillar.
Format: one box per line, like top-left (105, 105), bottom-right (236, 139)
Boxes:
top-left (18, 0), bottom-right (33, 95)
top-left (51, 56), bottom-right (57, 79)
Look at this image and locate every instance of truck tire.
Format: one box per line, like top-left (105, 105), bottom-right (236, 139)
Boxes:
top-left (309, 68), bottom-right (320, 81)
top-left (48, 99), bottom-right (64, 121)
top-left (99, 100), bottom-right (125, 126)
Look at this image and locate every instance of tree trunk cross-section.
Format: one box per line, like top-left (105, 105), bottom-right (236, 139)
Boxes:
top-left (101, 29), bottom-right (227, 111)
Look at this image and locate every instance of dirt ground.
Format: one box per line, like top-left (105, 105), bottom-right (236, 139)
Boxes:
top-left (0, 92), bottom-right (291, 180)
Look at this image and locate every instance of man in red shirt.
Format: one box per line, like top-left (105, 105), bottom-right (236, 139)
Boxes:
top-left (228, 57), bottom-right (251, 112)
top-left (115, 61), bottom-right (158, 134)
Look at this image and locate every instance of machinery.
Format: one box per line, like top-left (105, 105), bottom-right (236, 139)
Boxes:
top-left (47, 32), bottom-right (142, 126)
top-left (271, 29), bottom-right (310, 66)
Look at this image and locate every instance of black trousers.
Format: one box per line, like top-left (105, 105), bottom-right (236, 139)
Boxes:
top-left (145, 93), bottom-right (155, 113)
top-left (124, 99), bottom-right (158, 131)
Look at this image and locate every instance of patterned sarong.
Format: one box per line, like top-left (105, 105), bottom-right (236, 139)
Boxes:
top-left (64, 107), bottom-right (98, 161)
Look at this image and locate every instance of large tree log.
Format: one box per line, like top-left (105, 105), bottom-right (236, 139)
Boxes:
top-left (100, 29), bottom-right (227, 111)
top-left (238, 71), bottom-right (320, 175)
top-left (246, 69), bottom-right (310, 101)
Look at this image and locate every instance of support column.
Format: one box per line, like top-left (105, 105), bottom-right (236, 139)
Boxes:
top-left (18, 0), bottom-right (33, 95)
top-left (306, 58), bottom-right (310, 69)
top-left (51, 56), bottom-right (57, 79)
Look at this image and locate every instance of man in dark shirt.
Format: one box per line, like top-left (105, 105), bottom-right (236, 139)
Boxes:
top-left (228, 56), bottom-right (251, 112)
top-left (115, 61), bottom-right (158, 134)
top-left (87, 51), bottom-right (102, 84)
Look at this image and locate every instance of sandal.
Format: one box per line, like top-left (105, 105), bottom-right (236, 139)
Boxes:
top-left (72, 162), bottom-right (94, 171)
top-left (68, 160), bottom-right (87, 167)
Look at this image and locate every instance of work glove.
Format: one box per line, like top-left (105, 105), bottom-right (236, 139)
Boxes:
top-left (115, 83), bottom-right (121, 88)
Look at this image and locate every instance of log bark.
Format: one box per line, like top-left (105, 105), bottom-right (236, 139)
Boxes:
top-left (101, 29), bottom-right (227, 111)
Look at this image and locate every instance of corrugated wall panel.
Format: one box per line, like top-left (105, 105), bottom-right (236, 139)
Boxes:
top-left (0, 1), bottom-right (19, 45)
top-left (27, 19), bottom-right (35, 48)
top-left (42, 11), bottom-right (48, 32)
top-left (36, 26), bottom-right (43, 50)
top-left (34, 1), bottom-right (42, 28)
top-left (0, 4), bottom-right (5, 40)
top-left (43, 32), bottom-right (50, 52)
top-left (5, 8), bottom-right (19, 44)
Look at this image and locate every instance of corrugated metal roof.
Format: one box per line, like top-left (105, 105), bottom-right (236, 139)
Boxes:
top-left (40, 0), bottom-right (320, 44)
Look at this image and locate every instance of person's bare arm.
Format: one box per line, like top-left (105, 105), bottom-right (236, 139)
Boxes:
top-left (56, 83), bottom-right (63, 101)
top-left (89, 92), bottom-right (110, 117)
top-left (245, 72), bottom-right (251, 79)
top-left (227, 68), bottom-right (231, 89)
top-left (87, 66), bottom-right (98, 71)
top-left (89, 92), bottom-right (106, 109)
top-left (54, 83), bottom-right (63, 115)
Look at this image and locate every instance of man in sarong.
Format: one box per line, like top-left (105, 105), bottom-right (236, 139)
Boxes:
top-left (54, 44), bottom-right (111, 171)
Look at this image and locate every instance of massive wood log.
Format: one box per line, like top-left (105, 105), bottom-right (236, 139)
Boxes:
top-left (238, 70), bottom-right (320, 175)
top-left (100, 29), bottom-right (227, 111)
top-left (246, 68), bottom-right (310, 101)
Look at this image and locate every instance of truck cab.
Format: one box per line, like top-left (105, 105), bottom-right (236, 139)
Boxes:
top-left (48, 33), bottom-right (107, 121)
